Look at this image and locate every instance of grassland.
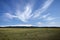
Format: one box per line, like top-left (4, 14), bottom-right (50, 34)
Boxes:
top-left (0, 28), bottom-right (60, 40)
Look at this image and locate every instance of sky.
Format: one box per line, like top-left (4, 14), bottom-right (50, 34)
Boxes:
top-left (0, 0), bottom-right (60, 27)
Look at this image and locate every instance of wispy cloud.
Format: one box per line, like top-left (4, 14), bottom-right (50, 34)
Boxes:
top-left (5, 13), bottom-right (16, 19)
top-left (5, 3), bottom-right (33, 22)
top-left (4, 0), bottom-right (54, 23)
top-left (45, 16), bottom-right (55, 21)
top-left (41, 13), bottom-right (50, 19)
top-left (32, 0), bottom-right (54, 18)
top-left (40, 13), bottom-right (55, 22)
top-left (36, 21), bottom-right (60, 27)
top-left (36, 22), bottom-right (43, 26)
top-left (15, 4), bottom-right (33, 22)
top-left (36, 13), bottom-right (57, 26)
top-left (46, 22), bottom-right (60, 26)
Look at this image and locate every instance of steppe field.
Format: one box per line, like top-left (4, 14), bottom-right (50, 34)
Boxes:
top-left (0, 28), bottom-right (60, 40)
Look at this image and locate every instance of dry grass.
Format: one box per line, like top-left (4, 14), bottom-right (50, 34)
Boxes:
top-left (0, 28), bottom-right (60, 40)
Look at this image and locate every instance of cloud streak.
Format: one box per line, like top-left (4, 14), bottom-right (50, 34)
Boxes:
top-left (41, 13), bottom-right (55, 21)
top-left (15, 4), bottom-right (33, 22)
top-left (33, 0), bottom-right (54, 18)
top-left (4, 0), bottom-right (54, 22)
top-left (5, 13), bottom-right (16, 19)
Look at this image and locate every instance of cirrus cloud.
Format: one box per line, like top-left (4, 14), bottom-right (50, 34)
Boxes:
top-left (4, 0), bottom-right (54, 22)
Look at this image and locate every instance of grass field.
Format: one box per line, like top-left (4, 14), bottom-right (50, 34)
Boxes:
top-left (0, 28), bottom-right (60, 40)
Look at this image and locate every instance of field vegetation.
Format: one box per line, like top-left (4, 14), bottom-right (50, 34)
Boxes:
top-left (0, 28), bottom-right (60, 40)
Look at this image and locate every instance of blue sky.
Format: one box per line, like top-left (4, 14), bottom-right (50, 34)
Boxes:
top-left (0, 0), bottom-right (60, 26)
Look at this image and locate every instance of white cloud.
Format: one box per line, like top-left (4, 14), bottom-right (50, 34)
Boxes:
top-left (42, 13), bottom-right (50, 19)
top-left (36, 22), bottom-right (43, 27)
top-left (15, 4), bottom-right (33, 22)
top-left (40, 13), bottom-right (55, 21)
top-left (46, 21), bottom-right (60, 26)
top-left (46, 16), bottom-right (55, 21)
top-left (48, 22), bottom-right (56, 25)
top-left (37, 22), bottom-right (42, 25)
top-left (4, 0), bottom-right (54, 23)
top-left (5, 13), bottom-right (17, 19)
top-left (14, 0), bottom-right (54, 22)
top-left (2, 13), bottom-right (17, 22)
top-left (32, 0), bottom-right (54, 18)
top-left (36, 21), bottom-right (60, 27)
top-left (5, 4), bottom-right (33, 22)
top-left (0, 24), bottom-right (32, 27)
